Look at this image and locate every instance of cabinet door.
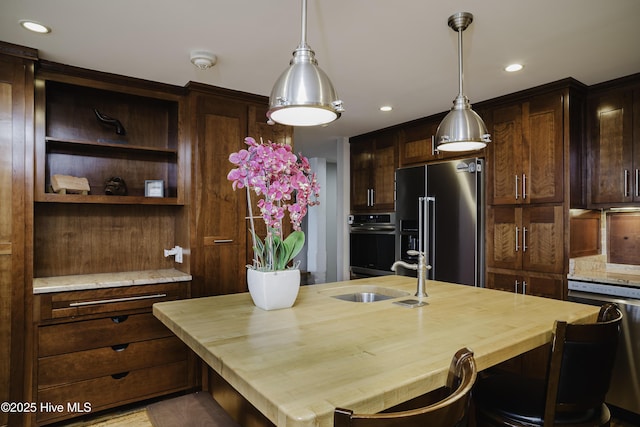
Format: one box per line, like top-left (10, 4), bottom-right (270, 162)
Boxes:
top-left (524, 93), bottom-right (564, 203)
top-left (487, 104), bottom-right (523, 205)
top-left (486, 271), bottom-right (563, 299)
top-left (350, 140), bottom-right (374, 211)
top-left (486, 206), bottom-right (522, 270)
top-left (488, 94), bottom-right (564, 205)
top-left (488, 205), bottom-right (564, 274)
top-left (522, 205), bottom-right (564, 274)
top-left (486, 271), bottom-right (520, 293)
top-left (589, 89), bottom-right (634, 204)
top-left (523, 273), bottom-right (564, 299)
top-left (193, 95), bottom-right (248, 296)
top-left (372, 133), bottom-right (397, 211)
top-left (0, 53), bottom-right (30, 427)
top-left (398, 120), bottom-right (439, 166)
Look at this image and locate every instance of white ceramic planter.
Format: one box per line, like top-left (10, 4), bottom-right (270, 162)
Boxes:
top-left (247, 268), bottom-right (301, 310)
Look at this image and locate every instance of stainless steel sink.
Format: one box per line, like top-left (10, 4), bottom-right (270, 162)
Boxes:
top-left (323, 285), bottom-right (410, 303)
top-left (332, 292), bottom-right (397, 302)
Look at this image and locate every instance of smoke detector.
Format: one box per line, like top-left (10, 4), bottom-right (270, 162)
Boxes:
top-left (190, 51), bottom-right (217, 70)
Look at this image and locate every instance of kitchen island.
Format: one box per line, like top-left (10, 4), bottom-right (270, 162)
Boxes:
top-left (153, 276), bottom-right (599, 427)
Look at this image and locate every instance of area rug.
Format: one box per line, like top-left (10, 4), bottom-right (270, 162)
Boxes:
top-left (146, 392), bottom-right (240, 427)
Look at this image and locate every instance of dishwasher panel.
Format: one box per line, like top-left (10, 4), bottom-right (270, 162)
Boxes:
top-left (568, 283), bottom-right (640, 416)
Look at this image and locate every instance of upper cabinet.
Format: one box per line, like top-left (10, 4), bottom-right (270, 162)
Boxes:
top-left (396, 115), bottom-right (471, 167)
top-left (350, 130), bottom-right (397, 212)
top-left (486, 92), bottom-right (565, 205)
top-left (587, 74), bottom-right (640, 207)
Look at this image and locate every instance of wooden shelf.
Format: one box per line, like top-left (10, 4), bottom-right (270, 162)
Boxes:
top-left (45, 136), bottom-right (178, 157)
top-left (35, 192), bottom-right (182, 205)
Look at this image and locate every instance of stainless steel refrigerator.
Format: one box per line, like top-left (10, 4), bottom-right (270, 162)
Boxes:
top-left (395, 158), bottom-right (484, 287)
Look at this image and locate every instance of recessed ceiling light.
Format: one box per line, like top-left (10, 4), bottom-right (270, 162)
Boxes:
top-left (505, 63), bottom-right (524, 72)
top-left (19, 20), bottom-right (51, 34)
top-left (379, 106), bottom-right (393, 112)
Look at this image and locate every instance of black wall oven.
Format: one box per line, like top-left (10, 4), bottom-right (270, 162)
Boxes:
top-left (348, 213), bottom-right (396, 278)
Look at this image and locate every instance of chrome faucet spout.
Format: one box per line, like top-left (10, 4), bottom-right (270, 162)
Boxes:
top-left (391, 250), bottom-right (431, 298)
top-left (391, 260), bottom-right (418, 272)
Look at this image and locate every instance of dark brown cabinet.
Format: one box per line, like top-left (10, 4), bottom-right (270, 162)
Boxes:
top-left (31, 62), bottom-right (193, 425)
top-left (483, 81), bottom-right (586, 300)
top-left (34, 284), bottom-right (191, 425)
top-left (486, 93), bottom-right (564, 206)
top-left (487, 271), bottom-right (563, 299)
top-left (588, 75), bottom-right (640, 206)
top-left (188, 85), bottom-right (292, 297)
top-left (350, 131), bottom-right (397, 212)
top-left (487, 205), bottom-right (564, 274)
top-left (0, 44), bottom-right (35, 427)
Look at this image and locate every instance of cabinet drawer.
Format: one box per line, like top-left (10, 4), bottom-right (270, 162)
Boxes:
top-left (38, 336), bottom-right (187, 387)
top-left (37, 360), bottom-right (189, 423)
top-left (39, 313), bottom-right (172, 357)
top-left (37, 282), bottom-right (187, 320)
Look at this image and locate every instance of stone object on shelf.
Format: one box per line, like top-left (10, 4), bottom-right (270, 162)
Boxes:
top-left (51, 174), bottom-right (90, 195)
top-left (104, 176), bottom-right (127, 195)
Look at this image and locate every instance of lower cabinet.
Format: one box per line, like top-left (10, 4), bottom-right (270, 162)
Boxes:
top-left (34, 283), bottom-right (193, 425)
top-left (486, 270), bottom-right (564, 300)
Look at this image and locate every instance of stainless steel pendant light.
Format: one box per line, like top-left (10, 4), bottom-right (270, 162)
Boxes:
top-left (435, 12), bottom-right (490, 152)
top-left (267, 0), bottom-right (344, 127)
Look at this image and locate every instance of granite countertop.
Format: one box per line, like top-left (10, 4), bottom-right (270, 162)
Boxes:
top-left (153, 276), bottom-right (599, 427)
top-left (33, 268), bottom-right (192, 294)
top-left (568, 255), bottom-right (640, 288)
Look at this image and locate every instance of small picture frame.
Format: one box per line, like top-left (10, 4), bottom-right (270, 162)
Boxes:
top-left (145, 180), bottom-right (164, 197)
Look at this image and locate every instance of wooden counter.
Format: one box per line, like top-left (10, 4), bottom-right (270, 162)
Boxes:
top-left (153, 276), bottom-right (600, 427)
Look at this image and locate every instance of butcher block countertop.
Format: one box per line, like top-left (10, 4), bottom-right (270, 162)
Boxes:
top-left (153, 276), bottom-right (599, 427)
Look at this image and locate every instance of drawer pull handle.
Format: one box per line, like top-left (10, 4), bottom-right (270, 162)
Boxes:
top-left (111, 343), bottom-right (130, 352)
top-left (111, 315), bottom-right (129, 324)
top-left (111, 372), bottom-right (129, 380)
top-left (69, 293), bottom-right (168, 308)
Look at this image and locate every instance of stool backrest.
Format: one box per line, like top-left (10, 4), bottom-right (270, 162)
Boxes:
top-left (334, 347), bottom-right (477, 427)
top-left (544, 303), bottom-right (623, 425)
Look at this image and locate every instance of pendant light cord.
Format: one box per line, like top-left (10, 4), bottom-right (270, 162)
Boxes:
top-left (457, 26), bottom-right (464, 98)
top-left (299, 0), bottom-right (308, 49)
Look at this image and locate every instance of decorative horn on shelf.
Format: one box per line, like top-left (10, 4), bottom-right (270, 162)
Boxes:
top-left (94, 109), bottom-right (126, 135)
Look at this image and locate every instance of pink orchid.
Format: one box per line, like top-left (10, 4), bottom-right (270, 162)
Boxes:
top-left (228, 137), bottom-right (320, 270)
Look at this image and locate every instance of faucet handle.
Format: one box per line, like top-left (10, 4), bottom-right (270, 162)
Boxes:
top-left (406, 250), bottom-right (423, 257)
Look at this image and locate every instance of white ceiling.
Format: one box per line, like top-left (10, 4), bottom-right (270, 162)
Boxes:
top-left (2, 0), bottom-right (640, 145)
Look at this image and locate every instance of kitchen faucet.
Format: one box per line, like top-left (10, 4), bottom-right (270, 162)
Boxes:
top-left (391, 250), bottom-right (431, 298)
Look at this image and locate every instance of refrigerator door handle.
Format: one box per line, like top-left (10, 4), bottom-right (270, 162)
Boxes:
top-left (419, 196), bottom-right (436, 280)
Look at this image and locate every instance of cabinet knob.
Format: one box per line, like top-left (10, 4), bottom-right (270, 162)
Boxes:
top-left (111, 372), bottom-right (130, 380)
top-left (111, 343), bottom-right (130, 352)
top-left (111, 315), bottom-right (129, 324)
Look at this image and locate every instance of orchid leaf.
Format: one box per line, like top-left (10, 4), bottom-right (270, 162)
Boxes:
top-left (281, 231), bottom-right (305, 267)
